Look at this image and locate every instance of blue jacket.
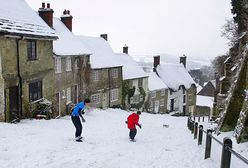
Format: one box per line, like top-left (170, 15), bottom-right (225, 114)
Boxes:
top-left (71, 102), bottom-right (85, 117)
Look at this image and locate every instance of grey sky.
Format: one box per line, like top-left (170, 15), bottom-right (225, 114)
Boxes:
top-left (26, 0), bottom-right (232, 60)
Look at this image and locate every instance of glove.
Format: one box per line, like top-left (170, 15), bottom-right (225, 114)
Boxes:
top-left (81, 118), bottom-right (86, 122)
top-left (81, 110), bottom-right (85, 115)
top-left (125, 121), bottom-right (128, 124)
top-left (138, 124), bottom-right (142, 129)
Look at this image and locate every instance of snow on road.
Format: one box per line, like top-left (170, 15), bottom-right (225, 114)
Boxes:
top-left (0, 109), bottom-right (247, 168)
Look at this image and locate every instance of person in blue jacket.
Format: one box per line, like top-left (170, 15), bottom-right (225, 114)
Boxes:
top-left (71, 98), bottom-right (91, 142)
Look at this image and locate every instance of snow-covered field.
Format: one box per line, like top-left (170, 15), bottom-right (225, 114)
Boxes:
top-left (0, 109), bottom-right (248, 168)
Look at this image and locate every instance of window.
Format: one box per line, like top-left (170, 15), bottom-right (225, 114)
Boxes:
top-left (92, 70), bottom-right (100, 81)
top-left (138, 78), bottom-right (143, 87)
top-left (151, 91), bottom-right (156, 98)
top-left (188, 94), bottom-right (193, 102)
top-left (91, 93), bottom-right (101, 104)
top-left (66, 57), bottom-right (72, 71)
top-left (27, 40), bottom-right (37, 60)
top-left (74, 58), bottom-right (79, 70)
top-left (66, 87), bottom-right (71, 103)
top-left (139, 95), bottom-right (143, 102)
top-left (161, 90), bottom-right (165, 96)
top-left (169, 89), bottom-right (173, 95)
top-left (29, 80), bottom-right (42, 102)
top-left (111, 69), bottom-right (118, 78)
top-left (110, 89), bottom-right (119, 102)
top-left (55, 57), bottom-right (61, 73)
top-left (183, 88), bottom-right (186, 94)
top-left (160, 99), bottom-right (164, 106)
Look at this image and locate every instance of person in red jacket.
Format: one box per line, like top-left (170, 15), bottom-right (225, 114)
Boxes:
top-left (126, 111), bottom-right (142, 141)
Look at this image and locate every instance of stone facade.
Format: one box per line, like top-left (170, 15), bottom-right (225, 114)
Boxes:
top-left (187, 84), bottom-right (197, 116)
top-left (147, 89), bottom-right (168, 113)
top-left (88, 67), bottom-right (123, 109)
top-left (54, 55), bottom-right (90, 116)
top-left (198, 81), bottom-right (215, 97)
top-left (0, 36), bottom-right (55, 122)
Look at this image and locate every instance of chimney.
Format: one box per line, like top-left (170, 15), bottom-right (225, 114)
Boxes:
top-left (180, 54), bottom-right (187, 68)
top-left (153, 56), bottom-right (160, 72)
top-left (100, 34), bottom-right (108, 41)
top-left (61, 10), bottom-right (73, 31)
top-left (38, 2), bottom-right (54, 28)
top-left (123, 44), bottom-right (128, 54)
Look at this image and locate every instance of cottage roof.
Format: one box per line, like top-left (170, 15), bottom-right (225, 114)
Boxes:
top-left (77, 36), bottom-right (122, 69)
top-left (156, 63), bottom-right (195, 90)
top-left (0, 0), bottom-right (57, 39)
top-left (53, 18), bottom-right (91, 56)
top-left (115, 53), bottom-right (148, 80)
top-left (148, 72), bottom-right (168, 91)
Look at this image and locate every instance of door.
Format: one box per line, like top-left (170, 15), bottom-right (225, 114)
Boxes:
top-left (154, 100), bottom-right (159, 113)
top-left (55, 92), bottom-right (60, 117)
top-left (9, 86), bottom-right (19, 121)
top-left (102, 93), bottom-right (107, 109)
top-left (170, 99), bottom-right (174, 112)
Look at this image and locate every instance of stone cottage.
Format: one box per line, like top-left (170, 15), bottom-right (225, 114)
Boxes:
top-left (115, 46), bottom-right (149, 110)
top-left (153, 56), bottom-right (196, 115)
top-left (78, 34), bottom-right (123, 109)
top-left (38, 4), bottom-right (92, 117)
top-left (0, 1), bottom-right (57, 122)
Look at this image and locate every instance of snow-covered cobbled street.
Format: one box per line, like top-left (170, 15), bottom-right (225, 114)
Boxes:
top-left (0, 109), bottom-right (247, 168)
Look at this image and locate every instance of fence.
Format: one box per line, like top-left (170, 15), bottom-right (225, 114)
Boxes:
top-left (187, 117), bottom-right (248, 168)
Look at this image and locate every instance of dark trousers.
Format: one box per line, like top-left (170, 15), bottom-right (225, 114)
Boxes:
top-left (71, 116), bottom-right (82, 138)
top-left (129, 128), bottom-right (137, 140)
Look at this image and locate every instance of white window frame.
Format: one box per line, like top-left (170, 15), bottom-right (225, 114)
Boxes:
top-left (160, 99), bottom-right (164, 106)
top-left (55, 57), bottom-right (62, 74)
top-left (110, 89), bottom-right (119, 102)
top-left (92, 70), bottom-right (100, 81)
top-left (111, 69), bottom-right (118, 79)
top-left (91, 93), bottom-right (101, 104)
top-left (161, 90), bottom-right (165, 96)
top-left (66, 57), bottom-right (72, 72)
top-left (74, 58), bottom-right (79, 70)
top-left (66, 87), bottom-right (71, 103)
top-left (151, 91), bottom-right (156, 98)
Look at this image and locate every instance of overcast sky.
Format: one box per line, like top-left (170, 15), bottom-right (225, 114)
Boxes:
top-left (26, 0), bottom-right (232, 61)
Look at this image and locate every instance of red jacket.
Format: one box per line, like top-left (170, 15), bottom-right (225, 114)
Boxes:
top-left (127, 113), bottom-right (140, 129)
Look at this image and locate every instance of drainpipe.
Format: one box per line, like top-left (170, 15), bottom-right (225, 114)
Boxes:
top-left (108, 69), bottom-right (111, 107)
top-left (16, 37), bottom-right (23, 118)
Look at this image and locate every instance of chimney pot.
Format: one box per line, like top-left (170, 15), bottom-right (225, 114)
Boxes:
top-left (180, 55), bottom-right (187, 68)
top-left (68, 10), bottom-right (70, 15)
top-left (153, 56), bottom-right (160, 71)
top-left (100, 34), bottom-right (108, 41)
top-left (42, 2), bottom-right (45, 8)
top-left (61, 10), bottom-right (73, 31)
top-left (123, 45), bottom-right (128, 54)
top-left (63, 9), bottom-right (67, 15)
top-left (47, 3), bottom-right (50, 8)
top-left (39, 3), bottom-right (54, 27)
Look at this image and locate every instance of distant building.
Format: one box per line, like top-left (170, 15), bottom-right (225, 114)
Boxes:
top-left (78, 34), bottom-right (123, 109)
top-left (153, 56), bottom-right (196, 115)
top-left (198, 80), bottom-right (216, 97)
top-left (147, 72), bottom-right (168, 113)
top-left (116, 46), bottom-right (149, 111)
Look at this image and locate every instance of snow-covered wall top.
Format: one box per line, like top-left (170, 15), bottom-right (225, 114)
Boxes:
top-left (148, 72), bottom-right (168, 91)
top-left (77, 36), bottom-right (122, 69)
top-left (115, 53), bottom-right (148, 80)
top-left (53, 18), bottom-right (91, 56)
top-left (0, 0), bottom-right (57, 38)
top-left (156, 63), bottom-right (195, 90)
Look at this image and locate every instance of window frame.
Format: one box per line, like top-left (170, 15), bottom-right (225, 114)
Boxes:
top-left (55, 57), bottom-right (62, 73)
top-left (91, 93), bottom-right (101, 104)
top-left (110, 89), bottom-right (119, 102)
top-left (66, 57), bottom-right (72, 72)
top-left (27, 40), bottom-right (37, 60)
top-left (29, 80), bottom-right (42, 102)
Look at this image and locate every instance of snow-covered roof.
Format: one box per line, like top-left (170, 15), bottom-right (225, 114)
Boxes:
top-left (196, 95), bottom-right (214, 107)
top-left (115, 53), bottom-right (148, 80)
top-left (0, 0), bottom-right (57, 39)
top-left (53, 18), bottom-right (91, 56)
top-left (148, 72), bottom-right (168, 91)
top-left (156, 63), bottom-right (195, 90)
top-left (77, 36), bottom-right (122, 69)
top-left (210, 80), bottom-right (216, 88)
top-left (196, 84), bottom-right (203, 94)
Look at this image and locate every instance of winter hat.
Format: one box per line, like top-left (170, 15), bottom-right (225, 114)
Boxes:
top-left (84, 98), bottom-right (91, 104)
